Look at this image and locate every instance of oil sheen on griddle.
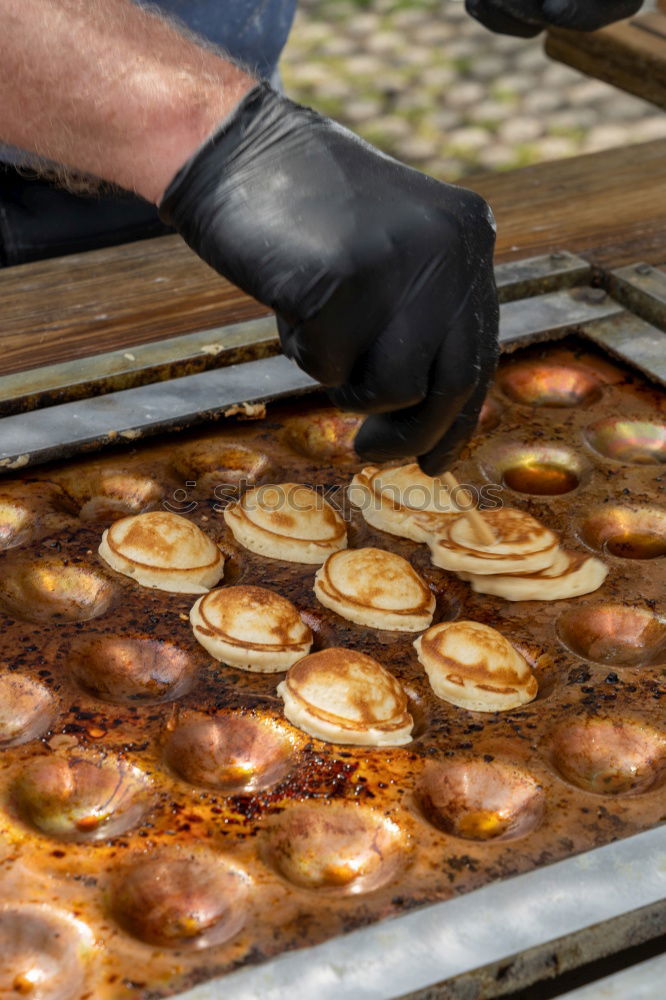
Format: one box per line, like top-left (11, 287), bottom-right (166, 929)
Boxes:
top-left (0, 336), bottom-right (663, 999)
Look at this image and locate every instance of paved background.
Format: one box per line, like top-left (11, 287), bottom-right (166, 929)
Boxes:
top-left (281, 0), bottom-right (666, 180)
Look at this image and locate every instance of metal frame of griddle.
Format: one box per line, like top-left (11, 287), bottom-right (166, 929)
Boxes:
top-left (180, 826), bottom-right (666, 1000)
top-left (0, 252), bottom-right (665, 998)
top-left (1, 251), bottom-right (665, 472)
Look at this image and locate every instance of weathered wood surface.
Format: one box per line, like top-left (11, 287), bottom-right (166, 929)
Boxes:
top-left (470, 138), bottom-right (666, 270)
top-left (1, 139), bottom-right (665, 377)
top-left (0, 238), bottom-right (271, 376)
top-left (545, 12), bottom-right (666, 109)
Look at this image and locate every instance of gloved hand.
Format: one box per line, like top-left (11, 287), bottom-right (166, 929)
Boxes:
top-left (465, 0), bottom-right (643, 38)
top-left (159, 83), bottom-right (498, 476)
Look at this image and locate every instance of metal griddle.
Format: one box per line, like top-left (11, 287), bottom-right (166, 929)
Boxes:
top-left (0, 253), bottom-right (664, 1000)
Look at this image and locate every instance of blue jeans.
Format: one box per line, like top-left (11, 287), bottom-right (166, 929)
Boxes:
top-left (144, 0), bottom-right (297, 81)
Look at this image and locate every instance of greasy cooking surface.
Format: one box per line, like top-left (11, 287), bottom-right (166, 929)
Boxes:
top-left (0, 337), bottom-right (664, 999)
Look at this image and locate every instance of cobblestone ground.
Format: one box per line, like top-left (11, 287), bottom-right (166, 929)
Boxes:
top-left (281, 0), bottom-right (666, 180)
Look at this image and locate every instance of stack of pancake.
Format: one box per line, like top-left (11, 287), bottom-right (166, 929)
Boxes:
top-left (350, 464), bottom-right (607, 602)
top-left (428, 506), bottom-right (607, 601)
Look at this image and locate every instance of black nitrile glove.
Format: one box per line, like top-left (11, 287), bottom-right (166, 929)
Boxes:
top-left (159, 83), bottom-right (498, 475)
top-left (465, 0), bottom-right (643, 38)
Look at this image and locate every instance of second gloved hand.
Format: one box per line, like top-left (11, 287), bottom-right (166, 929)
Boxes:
top-left (159, 84), bottom-right (498, 475)
top-left (465, 0), bottom-right (643, 37)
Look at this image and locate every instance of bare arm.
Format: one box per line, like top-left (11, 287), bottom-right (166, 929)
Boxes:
top-left (0, 1), bottom-right (500, 476)
top-left (0, 0), bottom-right (255, 202)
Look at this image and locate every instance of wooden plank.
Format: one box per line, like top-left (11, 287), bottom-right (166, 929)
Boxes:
top-left (1, 140), bottom-right (666, 377)
top-left (0, 237), bottom-right (270, 376)
top-left (545, 13), bottom-right (666, 109)
top-left (469, 139), bottom-right (666, 272)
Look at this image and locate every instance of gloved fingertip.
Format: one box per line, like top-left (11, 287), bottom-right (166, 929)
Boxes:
top-left (352, 437), bottom-right (399, 464)
top-left (417, 447), bottom-right (458, 478)
top-left (352, 415), bottom-right (409, 464)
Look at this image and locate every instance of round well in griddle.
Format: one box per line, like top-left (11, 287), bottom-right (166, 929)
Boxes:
top-left (0, 556), bottom-right (117, 623)
top-left (0, 675), bottom-right (58, 749)
top-left (67, 634), bottom-right (197, 704)
top-left (0, 482), bottom-right (77, 549)
top-left (499, 362), bottom-right (603, 408)
top-left (585, 418), bottom-right (666, 465)
top-left (477, 440), bottom-right (589, 498)
top-left (111, 850), bottom-right (249, 949)
top-left (578, 504), bottom-right (666, 560)
top-left (0, 496), bottom-right (32, 550)
top-left (173, 439), bottom-right (272, 491)
top-left (0, 904), bottom-right (92, 1000)
top-left (263, 801), bottom-right (407, 892)
top-left (14, 752), bottom-right (155, 842)
top-left (54, 463), bottom-right (166, 524)
top-left (557, 603), bottom-right (666, 668)
top-left (549, 715), bottom-right (666, 796)
top-left (416, 758), bottom-right (545, 842)
top-left (283, 409), bottom-right (362, 460)
top-left (164, 712), bottom-right (296, 793)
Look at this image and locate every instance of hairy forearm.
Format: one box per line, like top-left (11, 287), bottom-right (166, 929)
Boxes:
top-left (0, 0), bottom-right (256, 202)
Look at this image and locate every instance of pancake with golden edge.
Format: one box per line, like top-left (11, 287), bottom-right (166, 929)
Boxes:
top-left (436, 503), bottom-right (607, 600)
top-left (278, 647), bottom-right (413, 746)
top-left (461, 550), bottom-right (608, 601)
top-left (190, 585), bottom-right (312, 672)
top-left (314, 547), bottom-right (435, 631)
top-left (428, 507), bottom-right (559, 575)
top-left (415, 620), bottom-right (537, 712)
top-left (348, 463), bottom-right (458, 542)
top-left (224, 483), bottom-right (346, 564)
top-left (98, 511), bottom-right (223, 593)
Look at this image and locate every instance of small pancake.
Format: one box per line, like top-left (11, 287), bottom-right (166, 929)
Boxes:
top-left (314, 547), bottom-right (435, 631)
top-left (190, 585), bottom-right (312, 672)
top-left (224, 484), bottom-right (347, 564)
top-left (458, 550), bottom-right (569, 583)
top-left (428, 507), bottom-right (559, 575)
top-left (99, 511), bottom-right (223, 593)
top-left (414, 620), bottom-right (537, 712)
top-left (277, 648), bottom-right (413, 746)
top-left (348, 464), bottom-right (457, 542)
top-left (463, 551), bottom-right (608, 602)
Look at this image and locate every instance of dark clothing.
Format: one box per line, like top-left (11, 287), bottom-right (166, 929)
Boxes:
top-left (0, 168), bottom-right (170, 266)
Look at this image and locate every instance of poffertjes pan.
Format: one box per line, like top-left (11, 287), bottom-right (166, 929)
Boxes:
top-left (0, 339), bottom-right (664, 1000)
